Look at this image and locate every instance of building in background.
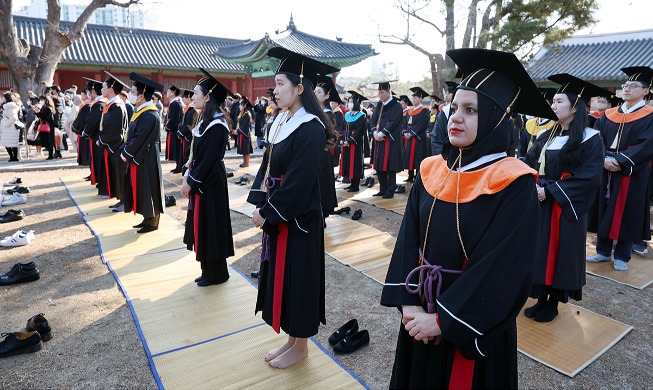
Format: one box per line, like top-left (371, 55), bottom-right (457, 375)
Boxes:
top-left (15, 0), bottom-right (146, 29)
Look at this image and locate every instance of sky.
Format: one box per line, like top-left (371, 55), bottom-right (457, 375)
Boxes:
top-left (12, 0), bottom-right (653, 82)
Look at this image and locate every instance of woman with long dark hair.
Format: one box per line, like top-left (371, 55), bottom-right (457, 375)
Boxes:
top-left (181, 69), bottom-right (234, 286)
top-left (339, 90), bottom-right (368, 192)
top-left (247, 48), bottom-right (338, 369)
top-left (32, 94), bottom-right (56, 159)
top-left (523, 74), bottom-right (604, 322)
top-left (314, 75), bottom-right (340, 218)
top-left (235, 96), bottom-right (253, 167)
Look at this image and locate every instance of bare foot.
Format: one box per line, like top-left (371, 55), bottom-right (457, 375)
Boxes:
top-left (268, 342), bottom-right (308, 369)
top-left (264, 337), bottom-right (295, 362)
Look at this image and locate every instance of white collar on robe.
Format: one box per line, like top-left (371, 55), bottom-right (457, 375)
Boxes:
top-left (267, 107), bottom-right (324, 145)
top-left (136, 101), bottom-right (154, 111)
top-left (442, 103), bottom-right (451, 119)
top-left (537, 127), bottom-right (600, 150)
top-left (621, 99), bottom-right (645, 114)
top-left (191, 112), bottom-right (228, 138)
top-left (457, 152), bottom-right (507, 172)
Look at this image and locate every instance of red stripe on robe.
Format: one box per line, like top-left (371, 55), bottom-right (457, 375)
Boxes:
top-left (609, 175), bottom-right (631, 240)
top-left (349, 143), bottom-right (356, 179)
top-left (103, 149), bottom-right (111, 198)
top-left (272, 222), bottom-right (289, 333)
top-left (449, 347), bottom-right (475, 390)
top-left (130, 164), bottom-right (138, 214)
top-left (546, 202), bottom-right (562, 285)
top-left (89, 139), bottom-right (97, 185)
top-left (166, 132), bottom-right (171, 160)
top-left (383, 138), bottom-right (390, 171)
top-left (409, 138), bottom-right (416, 170)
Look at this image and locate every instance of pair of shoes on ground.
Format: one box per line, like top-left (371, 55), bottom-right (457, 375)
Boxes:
top-left (109, 201), bottom-right (124, 213)
top-left (132, 218), bottom-right (158, 234)
top-left (333, 207), bottom-right (362, 220)
top-left (0, 209), bottom-right (25, 223)
top-left (3, 177), bottom-right (22, 186)
top-left (362, 177), bottom-right (375, 188)
top-left (1, 193), bottom-right (27, 206)
top-left (169, 168), bottom-right (182, 174)
top-left (235, 176), bottom-right (250, 185)
top-left (193, 274), bottom-right (229, 287)
top-left (395, 185), bottom-right (406, 194)
top-left (165, 195), bottom-right (176, 207)
top-left (0, 261), bottom-right (40, 285)
top-left (328, 319), bottom-right (369, 354)
top-left (0, 230), bottom-right (35, 247)
top-left (586, 253), bottom-right (629, 271)
top-left (238, 163), bottom-right (249, 168)
top-left (523, 296), bottom-right (559, 322)
top-left (372, 190), bottom-right (395, 199)
top-left (632, 241), bottom-right (649, 255)
top-left (0, 313), bottom-right (52, 359)
top-left (6, 186), bottom-right (30, 195)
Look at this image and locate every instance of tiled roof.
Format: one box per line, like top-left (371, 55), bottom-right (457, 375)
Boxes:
top-left (13, 16), bottom-right (245, 73)
top-left (527, 29), bottom-right (653, 84)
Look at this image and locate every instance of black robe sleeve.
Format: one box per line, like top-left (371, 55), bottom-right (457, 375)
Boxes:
top-left (349, 116), bottom-right (367, 144)
top-left (121, 112), bottom-right (160, 165)
top-left (258, 121), bottom-right (326, 226)
top-left (237, 112), bottom-right (251, 137)
top-left (517, 127), bottom-right (530, 158)
top-left (178, 107), bottom-right (197, 141)
top-left (611, 115), bottom-right (653, 175)
top-left (83, 102), bottom-right (103, 138)
top-left (72, 104), bottom-right (90, 134)
top-left (410, 110), bottom-right (429, 141)
top-left (165, 100), bottom-right (183, 133)
top-left (369, 102), bottom-right (382, 133)
top-left (186, 122), bottom-right (229, 194)
top-left (432, 111), bottom-right (448, 155)
top-left (98, 104), bottom-right (127, 154)
top-left (247, 148), bottom-right (269, 208)
top-left (379, 100), bottom-right (403, 143)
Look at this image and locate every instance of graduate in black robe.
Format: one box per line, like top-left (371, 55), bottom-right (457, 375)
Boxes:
top-left (98, 72), bottom-right (129, 206)
top-left (315, 75), bottom-right (340, 218)
top-left (82, 81), bottom-right (107, 196)
top-left (518, 116), bottom-right (555, 158)
top-left (431, 82), bottom-right (457, 156)
top-left (165, 85), bottom-right (184, 171)
top-left (121, 73), bottom-right (165, 234)
top-left (339, 90), bottom-right (367, 192)
top-left (71, 86), bottom-right (92, 167)
top-left (523, 74), bottom-right (605, 322)
top-left (381, 48), bottom-right (556, 389)
top-left (177, 89), bottom-right (197, 175)
top-left (181, 70), bottom-right (234, 286)
top-left (587, 66), bottom-right (653, 271)
top-left (248, 47), bottom-right (338, 369)
top-left (235, 96), bottom-right (254, 167)
top-left (403, 87), bottom-right (431, 182)
top-left (371, 80), bottom-right (403, 198)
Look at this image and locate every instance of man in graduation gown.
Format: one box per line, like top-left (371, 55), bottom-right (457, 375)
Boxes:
top-left (165, 85), bottom-right (184, 172)
top-left (370, 80), bottom-right (403, 198)
top-left (431, 81), bottom-right (457, 156)
top-left (81, 78), bottom-right (107, 196)
top-left (587, 66), bottom-right (653, 271)
top-left (98, 72), bottom-right (129, 208)
top-left (121, 73), bottom-right (165, 234)
top-left (402, 87), bottom-right (430, 182)
top-left (71, 85), bottom-right (92, 168)
top-left (177, 89), bottom-right (196, 175)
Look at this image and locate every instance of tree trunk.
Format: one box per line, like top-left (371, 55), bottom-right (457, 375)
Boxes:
top-left (444, 0), bottom-right (456, 68)
top-left (462, 0), bottom-right (480, 48)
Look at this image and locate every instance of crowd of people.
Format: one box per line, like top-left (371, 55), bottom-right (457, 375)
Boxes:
top-left (3, 44), bottom-right (652, 388)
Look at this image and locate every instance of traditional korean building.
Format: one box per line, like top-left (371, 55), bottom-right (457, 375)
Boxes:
top-left (2, 15), bottom-right (376, 103)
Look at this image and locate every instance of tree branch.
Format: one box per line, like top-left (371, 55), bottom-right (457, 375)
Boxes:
top-left (379, 34), bottom-right (434, 58)
top-left (70, 0), bottom-right (139, 40)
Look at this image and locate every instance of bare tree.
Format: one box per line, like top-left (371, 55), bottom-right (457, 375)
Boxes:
top-left (0, 0), bottom-right (140, 101)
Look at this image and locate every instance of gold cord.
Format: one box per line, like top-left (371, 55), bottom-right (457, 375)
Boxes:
top-left (260, 111), bottom-right (289, 192)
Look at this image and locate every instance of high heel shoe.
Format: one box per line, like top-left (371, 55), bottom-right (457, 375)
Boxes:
top-left (334, 206), bottom-right (351, 215)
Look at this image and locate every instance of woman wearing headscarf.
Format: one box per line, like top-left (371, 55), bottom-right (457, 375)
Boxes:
top-left (380, 49), bottom-right (556, 389)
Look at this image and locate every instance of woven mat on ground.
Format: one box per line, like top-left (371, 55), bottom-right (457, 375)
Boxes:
top-left (585, 243), bottom-right (653, 289)
top-left (60, 176), bottom-right (367, 390)
top-left (517, 298), bottom-right (632, 377)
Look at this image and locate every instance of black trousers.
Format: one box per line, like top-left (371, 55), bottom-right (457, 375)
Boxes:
top-left (377, 171), bottom-right (397, 195)
top-left (200, 258), bottom-right (230, 284)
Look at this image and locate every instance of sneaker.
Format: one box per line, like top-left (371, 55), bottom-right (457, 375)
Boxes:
top-left (586, 253), bottom-right (611, 263)
top-left (3, 177), bottom-right (22, 185)
top-left (0, 230), bottom-right (35, 247)
top-left (632, 241), bottom-right (649, 255)
top-left (1, 193), bottom-right (27, 206)
top-left (613, 260), bottom-right (628, 271)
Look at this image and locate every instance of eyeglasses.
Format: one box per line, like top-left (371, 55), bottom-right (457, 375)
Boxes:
top-left (621, 83), bottom-right (644, 90)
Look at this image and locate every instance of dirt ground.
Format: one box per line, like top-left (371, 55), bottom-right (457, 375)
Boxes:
top-left (1, 156), bottom-right (652, 389)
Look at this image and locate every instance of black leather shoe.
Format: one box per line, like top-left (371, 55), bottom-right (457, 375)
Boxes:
top-left (372, 191), bottom-right (384, 197)
top-left (333, 329), bottom-right (369, 354)
top-left (109, 201), bottom-right (122, 209)
top-left (328, 319), bottom-right (359, 345)
top-left (133, 219), bottom-right (148, 228)
top-left (1, 262), bottom-right (36, 277)
top-left (342, 185), bottom-right (351, 190)
top-left (83, 175), bottom-right (91, 181)
top-left (7, 186), bottom-right (30, 194)
top-left (250, 270), bottom-right (260, 278)
top-left (0, 209), bottom-right (25, 223)
top-left (382, 192), bottom-right (395, 199)
top-left (235, 177), bottom-right (245, 184)
top-left (137, 225), bottom-right (158, 234)
top-left (0, 331), bottom-right (42, 359)
top-left (165, 195), bottom-right (176, 207)
top-left (0, 265), bottom-right (40, 286)
top-left (351, 209), bottom-right (362, 220)
top-left (170, 168), bottom-right (182, 174)
top-left (366, 178), bottom-right (375, 188)
top-left (194, 276), bottom-right (204, 283)
top-left (362, 177), bottom-right (370, 187)
top-left (238, 178), bottom-right (250, 186)
top-left (227, 172), bottom-right (234, 178)
top-left (395, 185), bottom-right (406, 194)
top-left (334, 206), bottom-right (351, 215)
top-left (26, 313), bottom-right (52, 342)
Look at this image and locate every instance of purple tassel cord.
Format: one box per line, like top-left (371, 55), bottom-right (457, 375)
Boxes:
top-left (259, 176), bottom-right (284, 262)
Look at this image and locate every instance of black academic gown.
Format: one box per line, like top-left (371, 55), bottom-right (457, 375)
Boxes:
top-left (403, 106), bottom-right (430, 171)
top-left (331, 108), bottom-right (344, 167)
top-left (589, 105), bottom-right (653, 241)
top-left (98, 100), bottom-right (128, 200)
top-left (247, 116), bottom-right (326, 338)
top-left (83, 99), bottom-right (107, 195)
top-left (431, 108), bottom-right (449, 156)
top-left (517, 117), bottom-right (555, 158)
top-left (339, 112), bottom-right (366, 180)
top-left (524, 129), bottom-right (604, 302)
top-left (72, 101), bottom-right (91, 166)
top-left (236, 111), bottom-right (253, 155)
top-left (165, 98), bottom-right (183, 161)
top-left (371, 98), bottom-right (403, 172)
top-left (380, 155), bottom-right (539, 389)
top-left (320, 110), bottom-right (338, 216)
top-left (183, 116), bottom-right (234, 283)
top-left (177, 105), bottom-right (196, 171)
top-left (426, 113), bottom-right (436, 156)
top-left (121, 105), bottom-right (164, 221)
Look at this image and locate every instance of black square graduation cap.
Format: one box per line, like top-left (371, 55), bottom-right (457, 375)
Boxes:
top-left (399, 95), bottom-right (413, 106)
top-left (538, 88), bottom-right (558, 102)
top-left (446, 48), bottom-right (556, 120)
top-left (82, 77), bottom-right (103, 93)
top-left (430, 93), bottom-right (442, 101)
top-left (547, 73), bottom-right (613, 106)
top-left (129, 72), bottom-right (164, 94)
top-left (240, 96), bottom-right (252, 109)
top-left (181, 89), bottom-right (194, 99)
top-left (347, 90), bottom-right (368, 104)
top-left (372, 80), bottom-right (397, 91)
top-left (198, 68), bottom-right (233, 103)
top-left (444, 81), bottom-right (459, 93)
top-left (621, 66), bottom-right (653, 87)
top-left (268, 47), bottom-right (340, 87)
top-left (168, 85), bottom-right (180, 94)
top-left (410, 87), bottom-right (430, 99)
top-left (316, 75), bottom-right (343, 104)
top-left (103, 71), bottom-right (129, 94)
